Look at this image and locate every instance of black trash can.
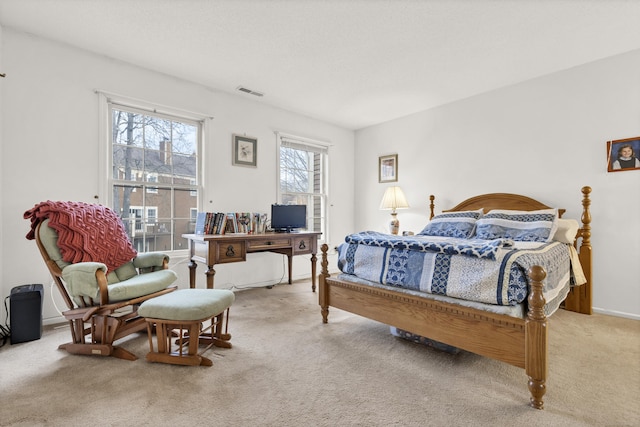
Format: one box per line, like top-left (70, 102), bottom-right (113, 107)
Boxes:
top-left (10, 284), bottom-right (43, 344)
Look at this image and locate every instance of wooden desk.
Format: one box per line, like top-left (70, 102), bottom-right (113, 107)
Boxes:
top-left (182, 232), bottom-right (322, 291)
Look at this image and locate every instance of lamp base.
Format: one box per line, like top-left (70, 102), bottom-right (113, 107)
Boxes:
top-left (389, 212), bottom-right (400, 235)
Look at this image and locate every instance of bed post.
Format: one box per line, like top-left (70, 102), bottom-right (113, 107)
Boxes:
top-left (429, 195), bottom-right (435, 220)
top-left (319, 244), bottom-right (330, 323)
top-left (526, 265), bottom-right (547, 410)
top-left (564, 186), bottom-right (592, 314)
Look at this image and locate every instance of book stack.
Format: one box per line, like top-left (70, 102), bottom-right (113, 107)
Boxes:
top-left (195, 212), bottom-right (268, 235)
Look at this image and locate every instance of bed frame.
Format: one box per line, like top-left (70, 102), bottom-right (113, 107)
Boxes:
top-left (319, 186), bottom-right (592, 409)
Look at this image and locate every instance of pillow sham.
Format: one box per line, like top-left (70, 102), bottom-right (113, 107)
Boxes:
top-left (417, 208), bottom-right (483, 239)
top-left (552, 218), bottom-right (579, 244)
top-left (475, 208), bottom-right (558, 242)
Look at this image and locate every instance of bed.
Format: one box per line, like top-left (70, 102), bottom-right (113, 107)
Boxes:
top-left (318, 186), bottom-right (592, 409)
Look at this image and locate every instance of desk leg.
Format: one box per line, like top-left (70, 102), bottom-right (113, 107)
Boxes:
top-left (287, 255), bottom-right (293, 285)
top-left (205, 265), bottom-right (216, 289)
top-left (188, 260), bottom-right (197, 289)
top-left (311, 252), bottom-right (317, 292)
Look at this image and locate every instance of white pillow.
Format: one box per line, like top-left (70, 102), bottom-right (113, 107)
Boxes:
top-left (552, 218), bottom-right (579, 243)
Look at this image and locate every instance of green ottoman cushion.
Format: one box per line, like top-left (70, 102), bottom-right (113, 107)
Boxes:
top-left (139, 289), bottom-right (235, 321)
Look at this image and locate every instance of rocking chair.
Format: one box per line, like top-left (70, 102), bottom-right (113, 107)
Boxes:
top-left (29, 206), bottom-right (177, 361)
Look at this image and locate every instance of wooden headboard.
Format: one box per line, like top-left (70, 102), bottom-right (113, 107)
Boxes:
top-left (429, 193), bottom-right (566, 219)
top-left (428, 187), bottom-right (592, 315)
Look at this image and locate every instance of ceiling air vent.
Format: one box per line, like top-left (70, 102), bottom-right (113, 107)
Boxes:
top-left (236, 86), bottom-right (264, 97)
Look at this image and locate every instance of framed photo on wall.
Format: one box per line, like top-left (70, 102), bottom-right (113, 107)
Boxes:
top-left (379, 154), bottom-right (398, 183)
top-left (607, 136), bottom-right (640, 172)
top-left (232, 134), bottom-right (257, 167)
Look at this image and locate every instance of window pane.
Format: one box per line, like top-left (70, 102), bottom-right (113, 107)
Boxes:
top-left (110, 105), bottom-right (200, 252)
top-left (113, 110), bottom-right (143, 147)
top-left (172, 153), bottom-right (197, 185)
top-left (149, 187), bottom-right (171, 217)
top-left (278, 135), bottom-right (327, 239)
top-left (113, 184), bottom-right (143, 221)
top-left (143, 117), bottom-right (170, 150)
top-left (172, 123), bottom-right (198, 155)
top-left (113, 145), bottom-right (144, 180)
top-left (281, 147), bottom-right (312, 193)
top-left (144, 153), bottom-right (171, 180)
top-left (174, 188), bottom-right (196, 221)
top-left (173, 219), bottom-right (190, 251)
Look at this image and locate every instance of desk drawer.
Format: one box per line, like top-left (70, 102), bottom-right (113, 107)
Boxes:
top-left (215, 241), bottom-right (246, 263)
top-left (247, 237), bottom-right (291, 251)
top-left (293, 236), bottom-right (316, 254)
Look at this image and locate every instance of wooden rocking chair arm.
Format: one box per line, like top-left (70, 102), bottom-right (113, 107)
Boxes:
top-left (95, 269), bottom-right (110, 306)
top-left (60, 306), bottom-right (100, 321)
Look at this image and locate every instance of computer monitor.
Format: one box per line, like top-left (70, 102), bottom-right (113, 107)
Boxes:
top-left (271, 204), bottom-right (306, 232)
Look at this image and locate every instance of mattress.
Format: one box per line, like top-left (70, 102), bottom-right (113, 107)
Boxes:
top-left (337, 232), bottom-right (581, 308)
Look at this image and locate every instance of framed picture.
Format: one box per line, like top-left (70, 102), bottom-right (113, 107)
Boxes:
top-left (379, 154), bottom-right (398, 183)
top-left (232, 134), bottom-right (257, 167)
top-left (607, 136), bottom-right (640, 172)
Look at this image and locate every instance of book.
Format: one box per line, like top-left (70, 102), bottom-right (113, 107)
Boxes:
top-left (197, 211), bottom-right (268, 234)
top-left (195, 212), bottom-right (207, 234)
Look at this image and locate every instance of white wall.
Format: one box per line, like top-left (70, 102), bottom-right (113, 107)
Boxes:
top-left (0, 24), bottom-right (4, 305)
top-left (3, 27), bottom-right (637, 324)
top-left (0, 29), bottom-right (355, 324)
top-left (355, 49), bottom-right (640, 319)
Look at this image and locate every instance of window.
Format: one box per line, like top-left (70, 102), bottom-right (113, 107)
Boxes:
top-left (107, 101), bottom-right (202, 252)
top-left (146, 174), bottom-right (158, 193)
top-left (277, 133), bottom-right (329, 240)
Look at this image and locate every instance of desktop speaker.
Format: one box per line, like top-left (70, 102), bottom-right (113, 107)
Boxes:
top-left (10, 284), bottom-right (43, 344)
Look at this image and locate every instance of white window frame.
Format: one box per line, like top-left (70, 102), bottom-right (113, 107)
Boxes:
top-left (98, 91), bottom-right (210, 253)
top-left (276, 132), bottom-right (330, 243)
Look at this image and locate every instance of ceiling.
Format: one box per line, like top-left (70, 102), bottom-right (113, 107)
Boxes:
top-left (1, 0), bottom-right (640, 130)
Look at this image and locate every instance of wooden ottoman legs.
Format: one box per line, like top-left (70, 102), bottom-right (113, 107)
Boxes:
top-left (197, 308), bottom-right (232, 349)
top-left (139, 288), bottom-right (235, 366)
top-left (145, 318), bottom-right (212, 366)
top-left (144, 307), bottom-right (231, 367)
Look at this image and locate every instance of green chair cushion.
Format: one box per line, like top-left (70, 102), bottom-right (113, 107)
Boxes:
top-left (133, 252), bottom-right (170, 270)
top-left (139, 289), bottom-right (235, 321)
top-left (107, 269), bottom-right (178, 303)
top-left (114, 261), bottom-right (138, 282)
top-left (38, 219), bottom-right (70, 271)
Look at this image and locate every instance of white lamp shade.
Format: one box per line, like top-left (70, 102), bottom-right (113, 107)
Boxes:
top-left (379, 186), bottom-right (410, 211)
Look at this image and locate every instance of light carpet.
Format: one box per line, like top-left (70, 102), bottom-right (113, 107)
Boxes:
top-left (1, 280), bottom-right (638, 426)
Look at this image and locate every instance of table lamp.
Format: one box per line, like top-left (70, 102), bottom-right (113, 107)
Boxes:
top-left (379, 186), bottom-right (409, 235)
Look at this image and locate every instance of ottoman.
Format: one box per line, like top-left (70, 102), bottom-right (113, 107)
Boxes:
top-left (139, 288), bottom-right (235, 366)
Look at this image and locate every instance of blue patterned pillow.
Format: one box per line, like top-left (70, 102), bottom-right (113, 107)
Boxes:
top-left (475, 209), bottom-right (558, 242)
top-left (417, 209), bottom-right (483, 239)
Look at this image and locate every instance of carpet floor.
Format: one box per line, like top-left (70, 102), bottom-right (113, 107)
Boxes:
top-left (1, 280), bottom-right (638, 426)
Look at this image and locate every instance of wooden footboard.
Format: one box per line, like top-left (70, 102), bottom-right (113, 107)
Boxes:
top-left (319, 186), bottom-right (592, 409)
top-left (319, 244), bottom-right (547, 408)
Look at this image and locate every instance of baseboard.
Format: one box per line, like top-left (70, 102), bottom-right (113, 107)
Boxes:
top-left (43, 316), bottom-right (66, 327)
top-left (593, 307), bottom-right (640, 321)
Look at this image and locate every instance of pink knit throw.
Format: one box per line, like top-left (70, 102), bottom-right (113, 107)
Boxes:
top-left (25, 201), bottom-right (137, 272)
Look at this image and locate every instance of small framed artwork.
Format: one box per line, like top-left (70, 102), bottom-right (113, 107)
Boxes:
top-left (379, 154), bottom-right (398, 183)
top-left (232, 134), bottom-right (257, 167)
top-left (607, 136), bottom-right (640, 172)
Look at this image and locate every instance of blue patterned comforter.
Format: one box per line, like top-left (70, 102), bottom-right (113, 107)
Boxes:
top-left (337, 232), bottom-right (571, 306)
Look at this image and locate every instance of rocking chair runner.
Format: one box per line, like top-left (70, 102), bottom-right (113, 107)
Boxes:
top-left (27, 203), bottom-right (178, 361)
